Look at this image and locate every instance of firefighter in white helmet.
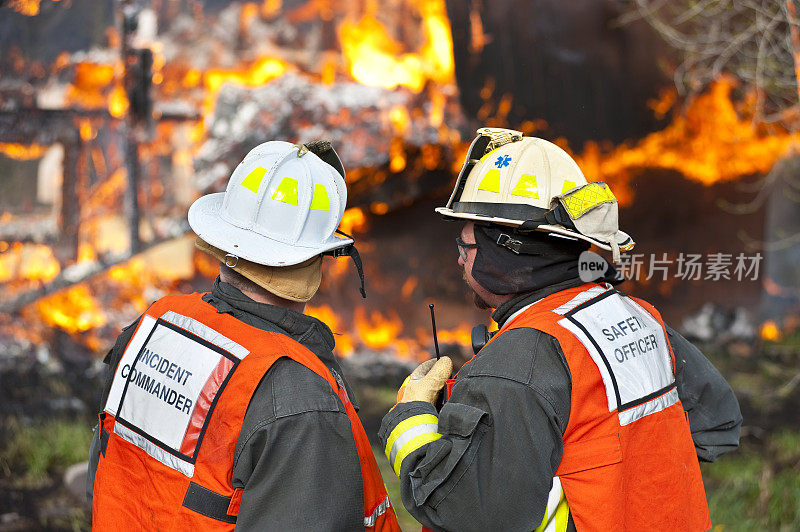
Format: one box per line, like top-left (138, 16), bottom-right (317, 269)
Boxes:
top-left (89, 140), bottom-right (400, 530)
top-left (380, 129), bottom-right (741, 531)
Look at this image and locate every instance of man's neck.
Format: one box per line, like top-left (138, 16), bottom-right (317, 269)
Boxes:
top-left (240, 287), bottom-right (306, 313)
top-left (485, 292), bottom-right (514, 310)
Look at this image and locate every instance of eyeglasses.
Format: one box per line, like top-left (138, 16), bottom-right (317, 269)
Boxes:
top-left (456, 236), bottom-right (479, 261)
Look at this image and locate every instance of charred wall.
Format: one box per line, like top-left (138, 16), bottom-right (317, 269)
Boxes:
top-left (616, 171), bottom-right (766, 324)
top-left (445, 0), bottom-right (672, 143)
top-left (0, 0), bottom-right (114, 64)
top-left (762, 155), bottom-right (800, 321)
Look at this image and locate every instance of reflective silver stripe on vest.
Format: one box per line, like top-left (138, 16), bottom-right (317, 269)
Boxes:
top-left (364, 494), bottom-right (391, 527)
top-left (618, 387), bottom-right (679, 426)
top-left (104, 314), bottom-right (158, 416)
top-left (503, 301), bottom-right (538, 327)
top-left (114, 421), bottom-right (195, 478)
top-left (552, 285), bottom-right (608, 315)
top-left (161, 310), bottom-right (250, 359)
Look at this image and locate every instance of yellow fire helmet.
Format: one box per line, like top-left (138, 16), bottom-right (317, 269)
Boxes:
top-left (436, 128), bottom-right (635, 262)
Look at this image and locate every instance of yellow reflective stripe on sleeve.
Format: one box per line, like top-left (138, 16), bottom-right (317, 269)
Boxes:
top-left (384, 414), bottom-right (438, 460)
top-left (553, 494), bottom-right (569, 532)
top-left (388, 422), bottom-right (438, 466)
top-left (384, 414), bottom-right (439, 475)
top-left (478, 169), bottom-right (501, 193)
top-left (241, 166), bottom-right (267, 193)
top-left (392, 432), bottom-right (441, 476)
top-left (310, 184), bottom-right (330, 211)
top-left (272, 177), bottom-right (298, 205)
top-left (535, 477), bottom-right (570, 532)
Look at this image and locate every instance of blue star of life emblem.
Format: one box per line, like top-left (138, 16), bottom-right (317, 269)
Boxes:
top-left (494, 155), bottom-right (512, 168)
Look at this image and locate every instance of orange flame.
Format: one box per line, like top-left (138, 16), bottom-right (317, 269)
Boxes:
top-left (86, 167), bottom-right (127, 211)
top-left (353, 307), bottom-right (427, 358)
top-left (338, 207), bottom-right (369, 235)
top-left (307, 304), bottom-right (356, 356)
top-left (36, 285), bottom-right (106, 334)
top-left (432, 324), bottom-right (471, 346)
top-left (308, 300), bottom-right (475, 361)
top-left (261, 0), bottom-right (282, 18)
top-left (79, 119), bottom-right (97, 141)
top-left (759, 320), bottom-right (781, 342)
top-left (64, 61), bottom-right (130, 117)
top-left (77, 243), bottom-right (97, 263)
top-left (66, 62), bottom-right (115, 108)
top-left (16, 0), bottom-right (789, 367)
top-left (202, 57), bottom-right (289, 117)
top-left (0, 142), bottom-right (49, 160)
top-left (306, 304), bottom-right (340, 330)
top-left (339, 0), bottom-right (454, 92)
top-left (108, 84), bottom-right (129, 118)
top-left (106, 259), bottom-right (155, 313)
top-left (193, 247), bottom-right (220, 279)
top-left (0, 242), bottom-right (60, 283)
top-left (574, 78), bottom-right (800, 203)
top-left (389, 138), bottom-right (406, 172)
top-left (401, 277), bottom-right (418, 299)
top-left (9, 0), bottom-right (42, 16)
top-left (389, 105), bottom-right (411, 134)
top-left (370, 202), bottom-right (389, 215)
top-left (355, 307), bottom-right (403, 350)
top-left (150, 42), bottom-right (166, 86)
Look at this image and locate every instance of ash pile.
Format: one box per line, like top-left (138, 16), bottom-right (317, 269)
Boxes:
top-left (0, 330), bottom-right (106, 423)
top-left (194, 73), bottom-right (468, 196)
top-left (340, 352), bottom-right (417, 389)
top-left (680, 303), bottom-right (757, 347)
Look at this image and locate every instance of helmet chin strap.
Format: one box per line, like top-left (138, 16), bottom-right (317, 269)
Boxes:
top-left (324, 229), bottom-right (367, 298)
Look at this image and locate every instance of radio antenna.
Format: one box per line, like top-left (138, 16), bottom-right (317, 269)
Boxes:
top-left (429, 303), bottom-right (441, 359)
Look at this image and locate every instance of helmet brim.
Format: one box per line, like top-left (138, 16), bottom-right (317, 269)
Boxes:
top-left (434, 207), bottom-right (634, 253)
top-left (189, 193), bottom-right (353, 267)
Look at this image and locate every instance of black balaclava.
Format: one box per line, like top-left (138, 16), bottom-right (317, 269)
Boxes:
top-left (471, 224), bottom-right (590, 295)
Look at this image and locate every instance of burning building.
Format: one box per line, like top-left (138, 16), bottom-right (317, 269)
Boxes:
top-left (0, 0), bottom-right (797, 435)
top-left (2, 0), bottom-right (800, 528)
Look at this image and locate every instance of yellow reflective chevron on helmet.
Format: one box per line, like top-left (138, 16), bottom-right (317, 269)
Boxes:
top-left (560, 180), bottom-right (577, 194)
top-left (241, 167), bottom-right (267, 193)
top-left (310, 184), bottom-right (330, 211)
top-left (478, 169), bottom-right (501, 193)
top-left (561, 182), bottom-right (617, 219)
top-left (272, 177), bottom-right (298, 205)
top-left (511, 174), bottom-right (539, 198)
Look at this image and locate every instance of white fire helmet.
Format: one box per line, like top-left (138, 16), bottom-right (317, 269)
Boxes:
top-left (189, 140), bottom-right (355, 267)
top-left (436, 128), bottom-right (635, 261)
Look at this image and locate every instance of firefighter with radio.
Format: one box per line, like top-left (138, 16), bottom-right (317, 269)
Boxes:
top-left (380, 129), bottom-right (742, 531)
top-left (89, 140), bottom-right (399, 530)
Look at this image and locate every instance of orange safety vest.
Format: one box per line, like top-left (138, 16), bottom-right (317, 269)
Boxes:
top-left (438, 283), bottom-right (711, 532)
top-left (93, 293), bottom-right (399, 531)
top-left (465, 283), bottom-right (710, 531)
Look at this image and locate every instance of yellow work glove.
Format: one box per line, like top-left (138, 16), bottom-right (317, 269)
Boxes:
top-left (397, 357), bottom-right (453, 404)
